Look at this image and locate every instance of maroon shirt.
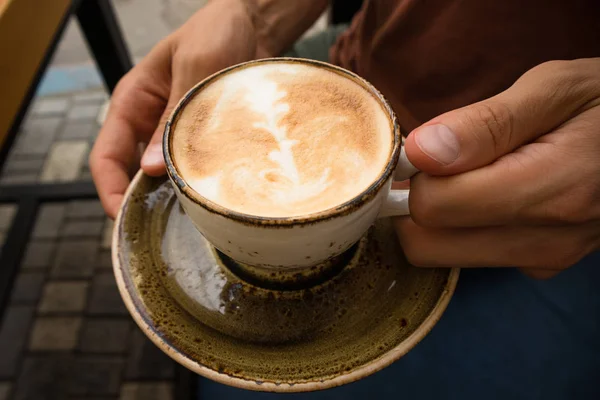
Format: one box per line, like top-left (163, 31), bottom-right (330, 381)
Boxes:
top-left (330, 0), bottom-right (600, 133)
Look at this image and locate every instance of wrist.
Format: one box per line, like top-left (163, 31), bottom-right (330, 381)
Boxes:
top-left (241, 0), bottom-right (329, 57)
top-left (240, 0), bottom-right (279, 56)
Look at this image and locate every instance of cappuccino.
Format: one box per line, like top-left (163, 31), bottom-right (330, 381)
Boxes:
top-left (170, 61), bottom-right (392, 218)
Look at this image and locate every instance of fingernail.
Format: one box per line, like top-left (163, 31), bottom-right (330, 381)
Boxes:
top-left (141, 143), bottom-right (164, 167)
top-left (415, 124), bottom-right (460, 165)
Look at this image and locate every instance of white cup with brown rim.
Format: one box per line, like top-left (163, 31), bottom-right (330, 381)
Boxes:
top-left (163, 57), bottom-right (418, 272)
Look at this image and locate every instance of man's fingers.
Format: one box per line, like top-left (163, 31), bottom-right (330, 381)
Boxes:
top-left (407, 107), bottom-right (600, 228)
top-left (408, 142), bottom-right (554, 227)
top-left (393, 217), bottom-right (595, 270)
top-left (140, 96), bottom-right (180, 176)
top-left (90, 111), bottom-right (141, 218)
top-left (91, 40), bottom-right (172, 216)
top-left (392, 179), bottom-right (410, 190)
top-left (405, 59), bottom-right (600, 176)
top-left (518, 268), bottom-right (561, 280)
top-left (141, 73), bottom-right (199, 176)
top-left (90, 160), bottom-right (129, 219)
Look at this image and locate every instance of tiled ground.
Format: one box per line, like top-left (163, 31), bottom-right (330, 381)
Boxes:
top-left (0, 91), bottom-right (176, 400)
top-left (1, 91), bottom-right (107, 185)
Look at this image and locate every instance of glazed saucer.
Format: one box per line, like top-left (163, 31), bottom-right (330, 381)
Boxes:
top-left (112, 171), bottom-right (459, 392)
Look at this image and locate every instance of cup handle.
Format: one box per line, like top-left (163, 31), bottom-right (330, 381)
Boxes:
top-left (378, 137), bottom-right (420, 218)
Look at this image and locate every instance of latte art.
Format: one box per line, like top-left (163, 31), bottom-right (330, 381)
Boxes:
top-left (171, 61), bottom-right (392, 217)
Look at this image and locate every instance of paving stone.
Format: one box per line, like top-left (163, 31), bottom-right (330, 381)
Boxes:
top-left (88, 129), bottom-right (100, 142)
top-left (13, 354), bottom-right (72, 400)
top-left (21, 241), bottom-right (56, 269)
top-left (40, 141), bottom-right (89, 182)
top-left (69, 356), bottom-right (123, 396)
top-left (0, 172), bottom-right (38, 185)
top-left (31, 203), bottom-right (66, 239)
top-left (22, 116), bottom-right (63, 133)
top-left (38, 281), bottom-right (89, 313)
top-left (0, 306), bottom-right (34, 378)
top-left (80, 319), bottom-right (131, 353)
top-left (3, 157), bottom-right (45, 174)
top-left (67, 200), bottom-right (105, 219)
top-left (0, 204), bottom-right (17, 231)
top-left (87, 273), bottom-right (128, 316)
top-left (32, 97), bottom-right (70, 115)
top-left (125, 330), bottom-right (174, 380)
top-left (59, 121), bottom-right (98, 140)
top-left (96, 250), bottom-right (113, 270)
top-left (29, 317), bottom-right (82, 351)
top-left (10, 272), bottom-right (46, 304)
top-left (51, 239), bottom-right (97, 278)
top-left (61, 220), bottom-right (104, 237)
top-left (73, 91), bottom-right (107, 104)
top-left (102, 219), bottom-right (114, 249)
top-left (0, 382), bottom-right (11, 400)
top-left (12, 118), bottom-right (61, 155)
top-left (120, 382), bottom-right (173, 400)
top-left (67, 104), bottom-right (101, 121)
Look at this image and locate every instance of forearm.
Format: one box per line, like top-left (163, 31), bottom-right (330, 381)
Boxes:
top-left (244, 0), bottom-right (329, 56)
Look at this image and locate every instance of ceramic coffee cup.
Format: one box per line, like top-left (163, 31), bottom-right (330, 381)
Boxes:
top-left (163, 58), bottom-right (418, 269)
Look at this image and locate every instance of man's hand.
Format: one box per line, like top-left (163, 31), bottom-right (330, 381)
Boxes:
top-left (90, 0), bottom-right (328, 219)
top-left (90, 0), bottom-right (267, 218)
top-left (396, 58), bottom-right (600, 279)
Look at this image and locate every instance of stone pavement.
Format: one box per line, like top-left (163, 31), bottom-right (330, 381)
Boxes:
top-left (2, 91), bottom-right (106, 185)
top-left (0, 90), bottom-right (177, 400)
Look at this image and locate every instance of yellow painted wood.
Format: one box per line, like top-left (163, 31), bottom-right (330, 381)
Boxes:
top-left (0, 0), bottom-right (71, 148)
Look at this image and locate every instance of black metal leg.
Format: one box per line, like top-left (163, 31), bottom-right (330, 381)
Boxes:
top-left (76, 0), bottom-right (133, 93)
top-left (0, 198), bottom-right (38, 319)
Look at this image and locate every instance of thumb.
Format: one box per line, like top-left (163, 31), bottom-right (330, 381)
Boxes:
top-left (404, 60), bottom-right (598, 176)
top-left (140, 80), bottom-right (190, 176)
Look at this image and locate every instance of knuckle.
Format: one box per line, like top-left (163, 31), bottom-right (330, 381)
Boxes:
top-left (534, 190), bottom-right (598, 225)
top-left (409, 187), bottom-right (443, 228)
top-left (547, 252), bottom-right (580, 270)
top-left (520, 268), bottom-right (558, 280)
top-left (401, 244), bottom-right (429, 267)
top-left (528, 59), bottom-right (570, 76)
top-left (522, 60), bottom-right (579, 88)
top-left (468, 101), bottom-right (515, 156)
top-left (394, 221), bottom-right (430, 267)
top-left (113, 71), bottom-right (136, 97)
top-left (543, 239), bottom-right (590, 270)
top-left (521, 60), bottom-right (600, 105)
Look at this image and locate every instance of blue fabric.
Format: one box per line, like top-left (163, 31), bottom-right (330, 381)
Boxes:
top-left (197, 251), bottom-right (600, 399)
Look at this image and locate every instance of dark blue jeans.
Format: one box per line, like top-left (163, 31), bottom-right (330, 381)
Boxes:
top-left (197, 27), bottom-right (600, 399)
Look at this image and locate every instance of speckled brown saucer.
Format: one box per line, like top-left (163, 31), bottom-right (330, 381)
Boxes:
top-left (113, 171), bottom-right (459, 392)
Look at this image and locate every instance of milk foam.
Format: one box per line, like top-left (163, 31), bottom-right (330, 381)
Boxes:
top-left (171, 61), bottom-right (392, 217)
